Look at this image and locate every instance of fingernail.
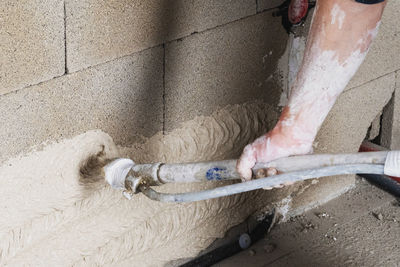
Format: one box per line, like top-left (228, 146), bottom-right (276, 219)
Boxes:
top-left (266, 168), bottom-right (278, 176)
top-left (256, 169), bottom-right (266, 178)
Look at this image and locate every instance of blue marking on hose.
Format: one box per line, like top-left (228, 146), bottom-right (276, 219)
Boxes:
top-left (206, 167), bottom-right (227, 181)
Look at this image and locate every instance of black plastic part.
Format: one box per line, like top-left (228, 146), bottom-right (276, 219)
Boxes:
top-left (359, 174), bottom-right (400, 197)
top-left (272, 0), bottom-right (316, 34)
top-left (180, 212), bottom-right (275, 267)
top-left (355, 0), bottom-right (385, 4)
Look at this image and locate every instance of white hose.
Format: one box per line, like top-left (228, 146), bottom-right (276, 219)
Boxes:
top-left (135, 151), bottom-right (389, 184)
top-left (139, 164), bottom-right (384, 202)
top-left (104, 151), bottom-right (399, 203)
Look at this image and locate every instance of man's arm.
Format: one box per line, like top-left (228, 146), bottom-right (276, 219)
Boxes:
top-left (237, 0), bottom-right (387, 181)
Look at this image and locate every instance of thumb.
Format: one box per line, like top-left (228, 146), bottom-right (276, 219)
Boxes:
top-left (236, 144), bottom-right (256, 181)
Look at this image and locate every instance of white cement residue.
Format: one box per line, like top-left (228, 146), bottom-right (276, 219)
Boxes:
top-left (288, 35), bottom-right (306, 90)
top-left (276, 35), bottom-right (290, 107)
top-left (278, 34), bottom-right (306, 107)
top-left (277, 196), bottom-right (292, 222)
top-left (330, 4), bottom-right (346, 29)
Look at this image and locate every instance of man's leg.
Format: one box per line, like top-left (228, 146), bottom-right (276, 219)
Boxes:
top-left (237, 0), bottom-right (386, 180)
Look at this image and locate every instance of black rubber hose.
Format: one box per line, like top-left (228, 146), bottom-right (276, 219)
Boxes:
top-left (180, 212), bottom-right (276, 267)
top-left (359, 174), bottom-right (400, 197)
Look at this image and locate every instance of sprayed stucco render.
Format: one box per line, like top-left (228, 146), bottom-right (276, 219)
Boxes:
top-left (0, 86), bottom-right (395, 265)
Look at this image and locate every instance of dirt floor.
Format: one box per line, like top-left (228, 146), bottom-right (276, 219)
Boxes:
top-left (215, 178), bottom-right (400, 266)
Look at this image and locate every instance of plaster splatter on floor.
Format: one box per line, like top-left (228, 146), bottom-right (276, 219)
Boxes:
top-left (216, 179), bottom-right (399, 267)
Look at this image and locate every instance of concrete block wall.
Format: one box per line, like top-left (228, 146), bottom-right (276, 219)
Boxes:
top-left (0, 0), bottom-right (399, 265)
top-left (66, 0), bottom-right (256, 72)
top-left (0, 48), bottom-right (164, 161)
top-left (165, 11), bottom-right (287, 130)
top-left (346, 0), bottom-right (400, 89)
top-left (1, 0), bottom-right (65, 95)
top-left (1, 0), bottom-right (288, 161)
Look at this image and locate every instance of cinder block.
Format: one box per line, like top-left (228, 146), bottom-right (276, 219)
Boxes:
top-left (317, 72), bottom-right (395, 153)
top-left (257, 0), bottom-right (284, 12)
top-left (164, 11), bottom-right (288, 131)
top-left (66, 0), bottom-right (256, 72)
top-left (347, 0), bottom-right (400, 89)
top-left (0, 0), bottom-right (64, 95)
top-left (381, 71), bottom-right (400, 149)
top-left (0, 47), bottom-right (163, 162)
top-left (291, 72), bottom-right (395, 211)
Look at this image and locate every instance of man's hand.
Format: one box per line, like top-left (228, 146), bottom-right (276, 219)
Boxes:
top-left (236, 117), bottom-right (314, 182)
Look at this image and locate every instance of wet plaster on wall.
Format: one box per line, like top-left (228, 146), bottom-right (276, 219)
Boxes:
top-left (0, 70), bottom-right (394, 266)
top-left (0, 102), bottom-right (292, 266)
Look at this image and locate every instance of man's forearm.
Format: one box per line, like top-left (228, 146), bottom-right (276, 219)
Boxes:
top-left (237, 0), bottom-right (386, 180)
top-left (280, 0), bottom-right (386, 142)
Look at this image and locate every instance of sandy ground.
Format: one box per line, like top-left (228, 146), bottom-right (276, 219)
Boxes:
top-left (216, 178), bottom-right (400, 266)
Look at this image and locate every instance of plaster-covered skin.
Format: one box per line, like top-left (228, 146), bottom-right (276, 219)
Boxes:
top-left (237, 0), bottom-right (386, 180)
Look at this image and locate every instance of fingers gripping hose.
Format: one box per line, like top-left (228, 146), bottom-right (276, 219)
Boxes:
top-left (104, 151), bottom-right (400, 203)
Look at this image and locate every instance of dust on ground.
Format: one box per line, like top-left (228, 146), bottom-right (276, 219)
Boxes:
top-left (216, 178), bottom-right (400, 266)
